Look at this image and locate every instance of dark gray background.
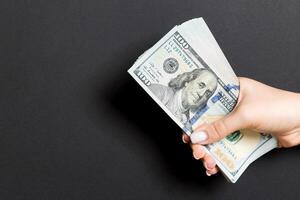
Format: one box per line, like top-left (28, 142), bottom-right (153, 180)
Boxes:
top-left (1, 0), bottom-right (299, 199)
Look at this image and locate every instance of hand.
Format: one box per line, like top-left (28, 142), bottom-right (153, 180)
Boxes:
top-left (182, 77), bottom-right (300, 176)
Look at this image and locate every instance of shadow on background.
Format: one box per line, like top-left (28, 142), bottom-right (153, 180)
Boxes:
top-left (101, 70), bottom-right (224, 188)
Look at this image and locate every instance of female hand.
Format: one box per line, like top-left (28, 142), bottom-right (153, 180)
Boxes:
top-left (182, 77), bottom-right (300, 176)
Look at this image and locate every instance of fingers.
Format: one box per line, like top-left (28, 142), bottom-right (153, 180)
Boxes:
top-left (206, 166), bottom-right (219, 176)
top-left (190, 110), bottom-right (247, 145)
top-left (190, 143), bottom-right (219, 176)
top-left (202, 153), bottom-right (216, 170)
top-left (182, 133), bottom-right (219, 176)
top-left (190, 143), bottom-right (205, 160)
top-left (182, 133), bottom-right (190, 144)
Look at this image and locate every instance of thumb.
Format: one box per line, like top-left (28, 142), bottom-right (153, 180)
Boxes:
top-left (190, 110), bottom-right (247, 145)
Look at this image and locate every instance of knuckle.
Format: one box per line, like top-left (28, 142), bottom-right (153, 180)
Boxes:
top-left (211, 120), bottom-right (227, 140)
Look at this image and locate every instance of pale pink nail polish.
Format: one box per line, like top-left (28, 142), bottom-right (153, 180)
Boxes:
top-left (193, 152), bottom-right (200, 160)
top-left (182, 135), bottom-right (187, 143)
top-left (206, 171), bottom-right (211, 176)
top-left (190, 131), bottom-right (208, 143)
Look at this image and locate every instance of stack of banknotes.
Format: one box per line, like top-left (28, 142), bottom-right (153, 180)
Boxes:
top-left (128, 18), bottom-right (277, 183)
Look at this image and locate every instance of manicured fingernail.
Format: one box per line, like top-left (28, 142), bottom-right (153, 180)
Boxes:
top-left (204, 163), bottom-right (210, 170)
top-left (206, 171), bottom-right (211, 176)
top-left (182, 135), bottom-right (187, 143)
top-left (190, 131), bottom-right (208, 144)
top-left (193, 152), bottom-right (200, 160)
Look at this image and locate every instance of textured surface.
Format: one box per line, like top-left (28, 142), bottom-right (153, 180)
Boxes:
top-left (0, 0), bottom-right (299, 199)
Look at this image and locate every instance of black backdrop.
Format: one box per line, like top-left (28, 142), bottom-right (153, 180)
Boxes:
top-left (1, 0), bottom-right (300, 199)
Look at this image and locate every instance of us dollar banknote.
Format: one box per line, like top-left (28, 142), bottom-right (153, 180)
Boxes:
top-left (128, 18), bottom-right (277, 183)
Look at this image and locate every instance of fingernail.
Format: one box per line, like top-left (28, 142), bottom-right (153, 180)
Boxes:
top-left (206, 171), bottom-right (211, 176)
top-left (204, 163), bottom-right (210, 170)
top-left (182, 135), bottom-right (187, 143)
top-left (190, 131), bottom-right (208, 144)
top-left (193, 152), bottom-right (200, 160)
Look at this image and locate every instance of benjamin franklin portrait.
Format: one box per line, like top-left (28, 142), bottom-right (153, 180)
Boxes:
top-left (149, 68), bottom-right (218, 124)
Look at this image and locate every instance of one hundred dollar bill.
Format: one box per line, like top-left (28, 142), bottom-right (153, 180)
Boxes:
top-left (128, 18), bottom-right (277, 183)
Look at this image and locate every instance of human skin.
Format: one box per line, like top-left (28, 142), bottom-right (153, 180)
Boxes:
top-left (182, 77), bottom-right (300, 176)
top-left (181, 70), bottom-right (217, 110)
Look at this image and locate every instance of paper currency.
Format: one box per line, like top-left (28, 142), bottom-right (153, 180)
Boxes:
top-left (128, 18), bottom-right (277, 183)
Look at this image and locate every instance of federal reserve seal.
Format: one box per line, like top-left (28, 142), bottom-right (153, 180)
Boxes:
top-left (226, 131), bottom-right (243, 144)
top-left (163, 58), bottom-right (178, 74)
